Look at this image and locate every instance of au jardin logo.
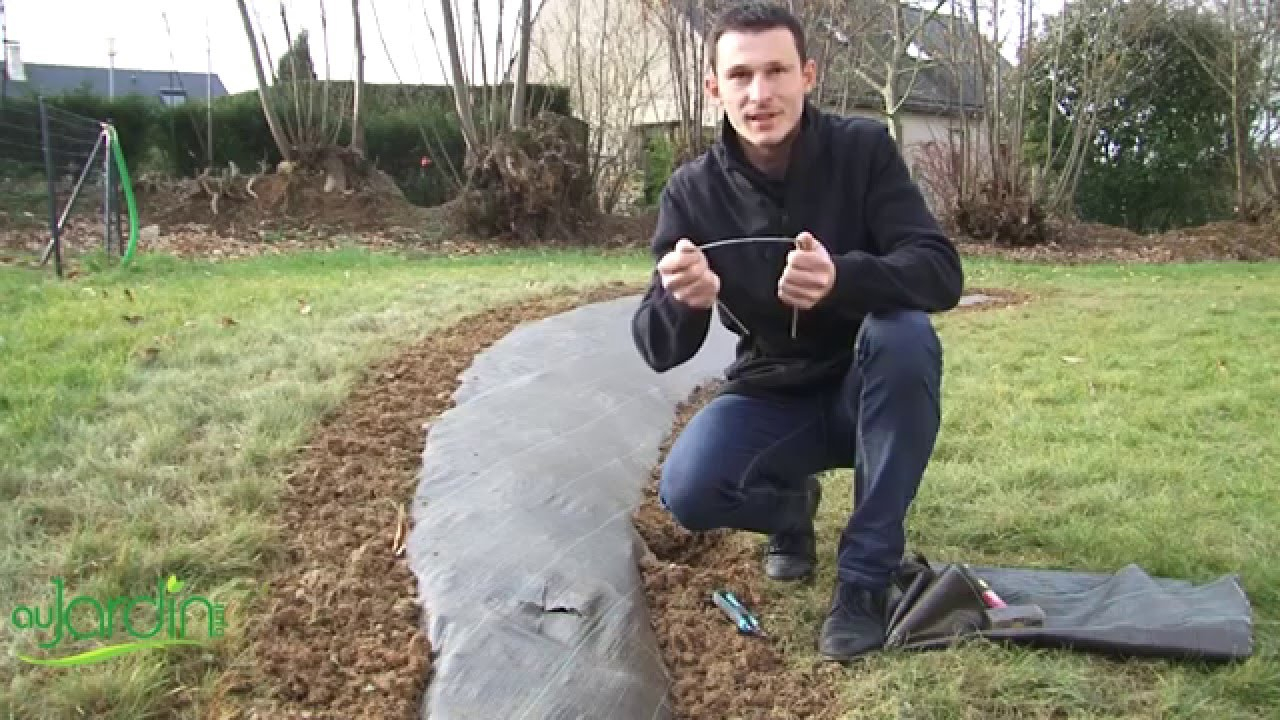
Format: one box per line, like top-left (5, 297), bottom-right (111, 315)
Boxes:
top-left (9, 575), bottom-right (226, 667)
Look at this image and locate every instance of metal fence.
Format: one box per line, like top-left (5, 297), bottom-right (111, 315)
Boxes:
top-left (0, 95), bottom-right (130, 276)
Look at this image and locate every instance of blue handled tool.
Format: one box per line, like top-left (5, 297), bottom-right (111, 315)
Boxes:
top-left (712, 589), bottom-right (765, 637)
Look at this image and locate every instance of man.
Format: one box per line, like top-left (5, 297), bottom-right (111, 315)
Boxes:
top-left (630, 1), bottom-right (964, 661)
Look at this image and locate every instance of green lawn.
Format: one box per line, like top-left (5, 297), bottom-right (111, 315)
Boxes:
top-left (0, 245), bottom-right (649, 718)
top-left (764, 261), bottom-right (1280, 719)
top-left (3, 247), bottom-right (1277, 718)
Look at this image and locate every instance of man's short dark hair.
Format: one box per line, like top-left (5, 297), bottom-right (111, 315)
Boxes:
top-left (707, 1), bottom-right (808, 72)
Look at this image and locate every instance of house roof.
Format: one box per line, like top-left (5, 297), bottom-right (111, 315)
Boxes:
top-left (819, 3), bottom-right (1003, 114)
top-left (4, 62), bottom-right (228, 99)
top-left (2, 77), bottom-right (31, 96)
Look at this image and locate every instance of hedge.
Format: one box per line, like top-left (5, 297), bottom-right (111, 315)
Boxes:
top-left (29, 82), bottom-right (572, 207)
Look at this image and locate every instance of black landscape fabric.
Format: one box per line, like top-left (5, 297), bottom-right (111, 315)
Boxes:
top-left (407, 296), bottom-right (736, 720)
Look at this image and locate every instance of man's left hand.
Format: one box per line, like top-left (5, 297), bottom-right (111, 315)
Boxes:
top-left (778, 231), bottom-right (836, 310)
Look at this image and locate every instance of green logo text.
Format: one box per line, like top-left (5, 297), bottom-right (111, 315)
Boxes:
top-left (10, 575), bottom-right (226, 667)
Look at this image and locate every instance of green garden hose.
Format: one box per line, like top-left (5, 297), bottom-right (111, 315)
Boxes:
top-left (106, 125), bottom-right (140, 266)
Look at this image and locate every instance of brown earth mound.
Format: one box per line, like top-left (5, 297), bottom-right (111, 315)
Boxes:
top-left (209, 281), bottom-right (642, 720)
top-left (0, 204), bottom-right (653, 273)
top-left (959, 219), bottom-right (1280, 264)
top-left (634, 382), bottom-right (846, 720)
top-left (133, 167), bottom-right (429, 240)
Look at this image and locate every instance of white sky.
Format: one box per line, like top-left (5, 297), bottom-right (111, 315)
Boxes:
top-left (5, 0), bottom-right (522, 94)
top-left (5, 0), bottom-right (1066, 96)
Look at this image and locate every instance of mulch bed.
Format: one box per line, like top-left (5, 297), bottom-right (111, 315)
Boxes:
top-left (208, 281), bottom-right (642, 720)
top-left (958, 219), bottom-right (1280, 264)
top-left (633, 381), bottom-right (847, 720)
top-left (6, 206), bottom-right (1278, 271)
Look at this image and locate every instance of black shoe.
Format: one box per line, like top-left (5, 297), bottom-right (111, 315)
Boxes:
top-left (818, 581), bottom-right (888, 661)
top-left (763, 475), bottom-right (822, 581)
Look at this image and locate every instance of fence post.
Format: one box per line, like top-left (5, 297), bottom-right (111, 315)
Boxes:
top-left (103, 122), bottom-right (113, 257)
top-left (37, 96), bottom-right (62, 278)
top-left (115, 164), bottom-right (125, 257)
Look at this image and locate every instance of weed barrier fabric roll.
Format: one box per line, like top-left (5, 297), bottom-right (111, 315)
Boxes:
top-left (408, 296), bottom-right (736, 720)
top-left (968, 563), bottom-right (1253, 661)
top-left (884, 557), bottom-right (1253, 662)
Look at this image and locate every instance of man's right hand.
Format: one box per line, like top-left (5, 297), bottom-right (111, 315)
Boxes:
top-left (658, 238), bottom-right (720, 309)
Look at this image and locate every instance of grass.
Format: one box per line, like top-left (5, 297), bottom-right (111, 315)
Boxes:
top-left (761, 260), bottom-right (1280, 719)
top-left (4, 245), bottom-right (1278, 718)
top-left (0, 244), bottom-right (649, 719)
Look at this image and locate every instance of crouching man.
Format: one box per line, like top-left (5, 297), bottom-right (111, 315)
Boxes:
top-left (630, 1), bottom-right (964, 660)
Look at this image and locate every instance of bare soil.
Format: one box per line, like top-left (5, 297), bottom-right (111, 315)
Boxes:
top-left (954, 286), bottom-right (1033, 312)
top-left (131, 170), bottom-right (429, 240)
top-left (207, 281), bottom-right (643, 720)
top-left (4, 164), bottom-right (1275, 269)
top-left (633, 382), bottom-right (846, 720)
top-left (958, 219), bottom-right (1280, 264)
top-left (0, 186), bottom-right (655, 274)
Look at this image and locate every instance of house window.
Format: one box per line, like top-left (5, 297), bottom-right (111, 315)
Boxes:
top-left (160, 89), bottom-right (186, 106)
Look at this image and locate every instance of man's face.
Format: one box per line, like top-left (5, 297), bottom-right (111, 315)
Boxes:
top-left (706, 26), bottom-right (816, 150)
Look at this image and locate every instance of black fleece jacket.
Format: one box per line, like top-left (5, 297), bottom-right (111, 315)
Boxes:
top-left (631, 102), bottom-right (964, 398)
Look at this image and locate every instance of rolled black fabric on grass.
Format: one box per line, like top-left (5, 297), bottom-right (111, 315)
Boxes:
top-left (407, 296), bottom-right (736, 720)
top-left (886, 557), bottom-right (1254, 663)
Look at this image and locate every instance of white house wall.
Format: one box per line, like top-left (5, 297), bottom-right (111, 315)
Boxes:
top-left (526, 0), bottom-right (718, 138)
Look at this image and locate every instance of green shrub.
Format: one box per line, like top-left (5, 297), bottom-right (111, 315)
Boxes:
top-left (157, 93), bottom-right (280, 176)
top-left (363, 106), bottom-right (466, 207)
top-left (643, 133), bottom-right (675, 206)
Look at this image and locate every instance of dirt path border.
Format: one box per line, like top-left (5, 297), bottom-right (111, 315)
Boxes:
top-left (210, 281), bottom-right (643, 720)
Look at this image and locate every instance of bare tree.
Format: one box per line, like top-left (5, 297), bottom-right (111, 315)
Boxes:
top-left (1167, 0), bottom-right (1274, 217)
top-left (1013, 0), bottom-right (1157, 216)
top-left (237, 0), bottom-right (295, 163)
top-left (644, 0), bottom-right (713, 162)
top-left (531, 0), bottom-right (669, 211)
top-left (1256, 2), bottom-right (1280, 201)
top-left (510, 0), bottom-right (532, 128)
top-left (440, 0), bottom-right (482, 161)
top-left (907, 0), bottom-right (1157, 242)
top-left (805, 0), bottom-right (948, 143)
top-left (350, 0), bottom-right (367, 156)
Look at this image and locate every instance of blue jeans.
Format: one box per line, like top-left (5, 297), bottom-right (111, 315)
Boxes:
top-left (658, 310), bottom-right (943, 590)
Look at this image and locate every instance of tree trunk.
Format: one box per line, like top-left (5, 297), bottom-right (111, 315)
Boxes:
top-left (882, 77), bottom-right (903, 143)
top-left (350, 0), bottom-right (366, 156)
top-left (440, 0), bottom-right (480, 162)
top-left (1229, 0), bottom-right (1247, 218)
top-left (510, 0), bottom-right (532, 129)
top-left (237, 0), bottom-right (295, 163)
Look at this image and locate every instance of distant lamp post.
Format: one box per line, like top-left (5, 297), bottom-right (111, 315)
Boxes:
top-left (107, 37), bottom-right (116, 98)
